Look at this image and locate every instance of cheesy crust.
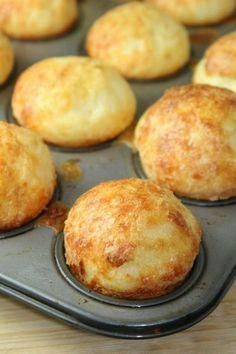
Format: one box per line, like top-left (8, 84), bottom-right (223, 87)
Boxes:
top-left (65, 178), bottom-right (201, 299)
top-left (0, 122), bottom-right (56, 231)
top-left (135, 84), bottom-right (236, 200)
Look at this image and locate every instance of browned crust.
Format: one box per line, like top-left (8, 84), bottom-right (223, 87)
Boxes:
top-left (0, 182), bottom-right (56, 231)
top-left (64, 178), bottom-right (201, 299)
top-left (0, 0), bottom-right (79, 40)
top-left (85, 2), bottom-right (190, 80)
top-left (0, 122), bottom-right (56, 231)
top-left (135, 84), bottom-right (236, 200)
top-left (205, 32), bottom-right (236, 78)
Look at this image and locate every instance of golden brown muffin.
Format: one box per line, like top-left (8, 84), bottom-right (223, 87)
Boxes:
top-left (86, 2), bottom-right (190, 80)
top-left (146, 0), bottom-right (236, 26)
top-left (0, 0), bottom-right (79, 40)
top-left (0, 122), bottom-right (56, 231)
top-left (64, 178), bottom-right (201, 299)
top-left (135, 84), bottom-right (236, 201)
top-left (0, 31), bottom-right (14, 84)
top-left (12, 56), bottom-right (136, 147)
top-left (193, 32), bottom-right (236, 93)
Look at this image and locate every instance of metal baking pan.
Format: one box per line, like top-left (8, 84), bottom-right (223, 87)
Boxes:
top-left (0, 0), bottom-right (235, 339)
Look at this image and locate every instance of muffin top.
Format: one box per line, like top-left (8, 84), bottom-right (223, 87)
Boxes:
top-left (12, 56), bottom-right (136, 147)
top-left (135, 84), bottom-right (236, 201)
top-left (86, 2), bottom-right (190, 79)
top-left (0, 0), bottom-right (79, 39)
top-left (205, 32), bottom-right (236, 79)
top-left (0, 122), bottom-right (56, 231)
top-left (64, 178), bottom-right (201, 299)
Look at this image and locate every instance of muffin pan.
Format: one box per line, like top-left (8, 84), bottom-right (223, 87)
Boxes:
top-left (0, 0), bottom-right (235, 339)
top-left (55, 233), bottom-right (205, 309)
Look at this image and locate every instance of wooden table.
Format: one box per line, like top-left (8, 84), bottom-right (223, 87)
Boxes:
top-left (0, 286), bottom-right (235, 354)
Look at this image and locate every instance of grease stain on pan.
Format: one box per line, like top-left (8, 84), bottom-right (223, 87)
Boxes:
top-left (57, 159), bottom-right (83, 181)
top-left (222, 14), bottom-right (236, 25)
top-left (36, 201), bottom-right (68, 235)
top-left (189, 28), bottom-right (219, 45)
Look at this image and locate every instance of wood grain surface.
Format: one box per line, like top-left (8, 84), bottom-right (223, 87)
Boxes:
top-left (0, 285), bottom-right (235, 354)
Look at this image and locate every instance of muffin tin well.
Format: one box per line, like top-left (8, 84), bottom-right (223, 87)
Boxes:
top-left (132, 152), bottom-right (236, 207)
top-left (55, 233), bottom-right (205, 308)
top-left (0, 0), bottom-right (235, 339)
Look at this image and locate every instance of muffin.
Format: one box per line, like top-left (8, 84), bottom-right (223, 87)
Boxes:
top-left (135, 84), bottom-right (236, 201)
top-left (193, 32), bottom-right (236, 94)
top-left (0, 122), bottom-right (56, 231)
top-left (64, 178), bottom-right (201, 299)
top-left (86, 2), bottom-right (190, 80)
top-left (0, 31), bottom-right (14, 85)
top-left (12, 56), bottom-right (136, 147)
top-left (0, 0), bottom-right (79, 40)
top-left (145, 0), bottom-right (236, 26)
